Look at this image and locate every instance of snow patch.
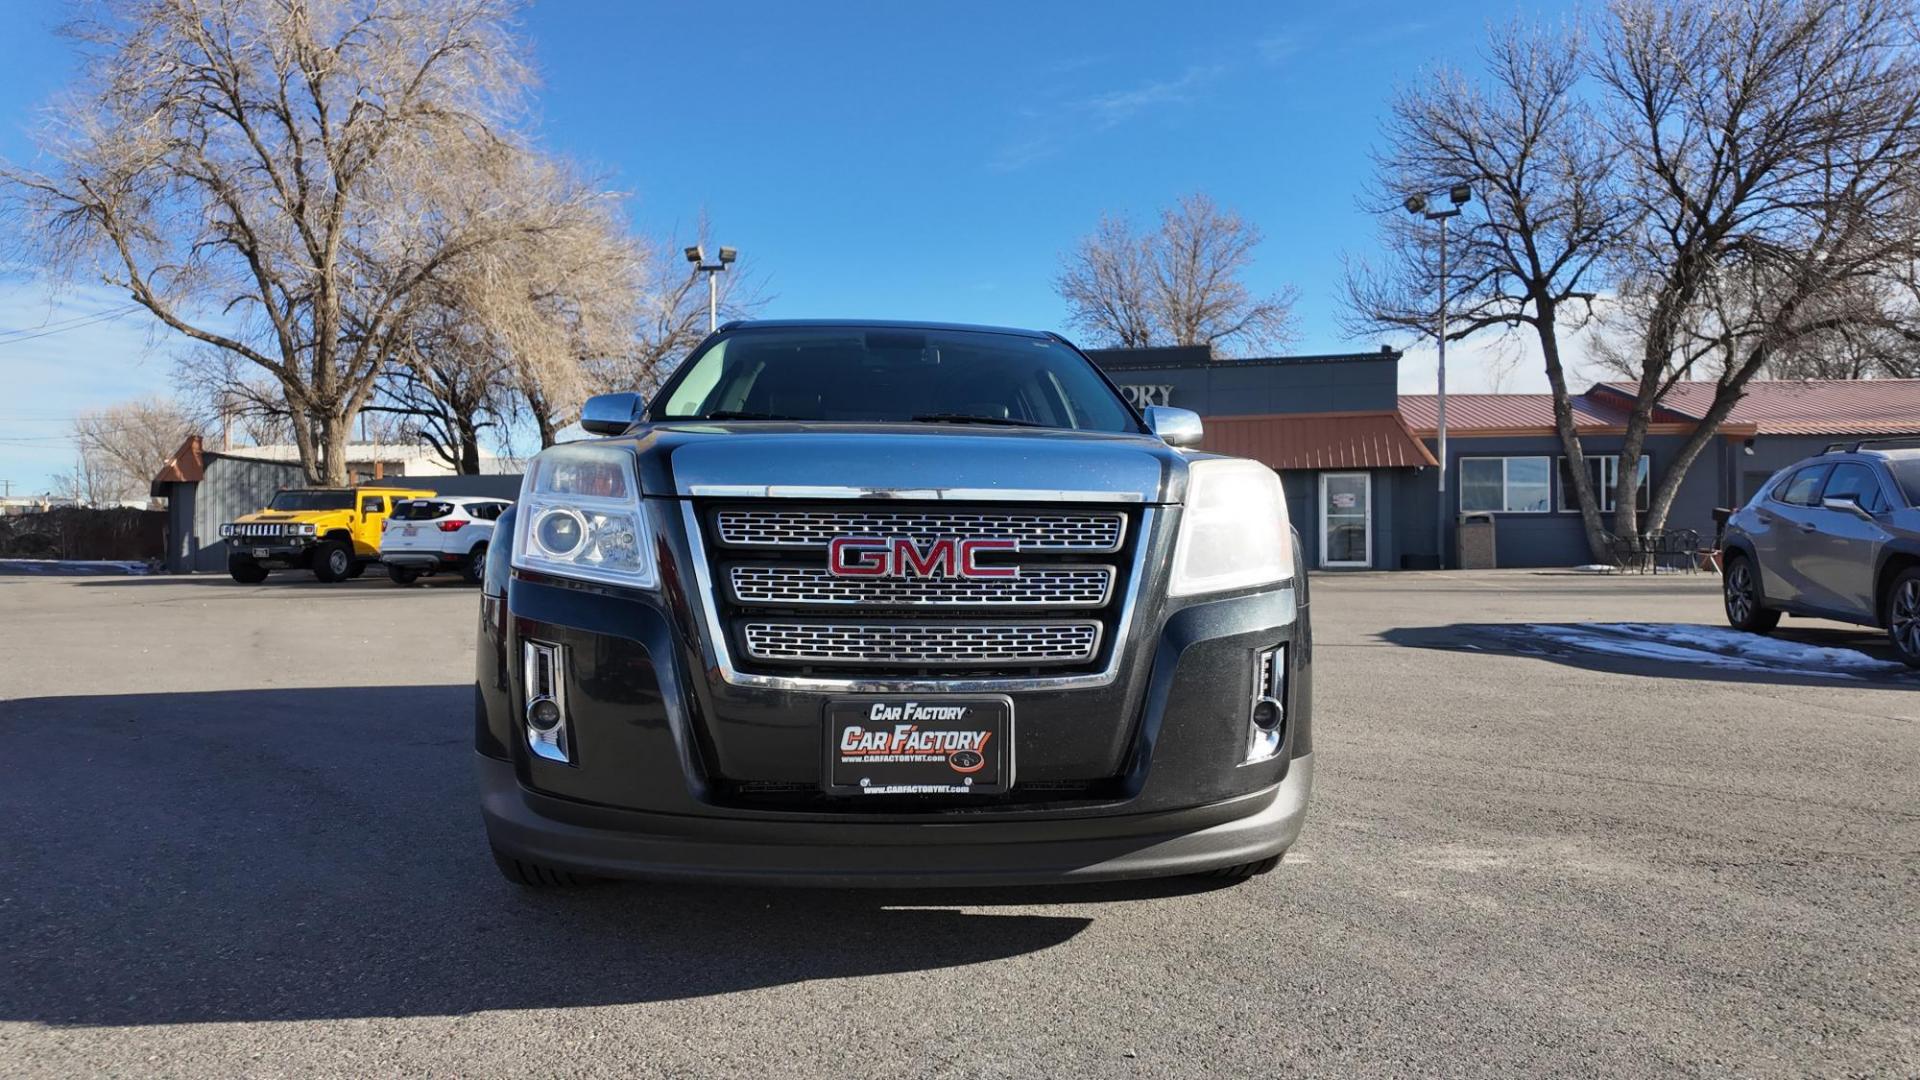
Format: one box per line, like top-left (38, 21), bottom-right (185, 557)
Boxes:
top-left (1516, 622), bottom-right (1908, 679)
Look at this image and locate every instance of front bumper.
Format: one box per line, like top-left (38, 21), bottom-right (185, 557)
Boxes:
top-left (480, 750), bottom-right (1313, 886)
top-left (381, 551), bottom-right (459, 570)
top-left (226, 538), bottom-right (314, 565)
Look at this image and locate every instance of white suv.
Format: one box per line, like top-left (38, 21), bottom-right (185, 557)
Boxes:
top-left (380, 496), bottom-right (512, 585)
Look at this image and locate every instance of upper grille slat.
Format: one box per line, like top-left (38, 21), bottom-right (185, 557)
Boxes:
top-left (715, 508), bottom-right (1124, 552)
top-left (728, 564), bottom-right (1113, 608)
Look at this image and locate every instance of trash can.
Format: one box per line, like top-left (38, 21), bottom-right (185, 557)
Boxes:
top-left (1456, 512), bottom-right (1496, 569)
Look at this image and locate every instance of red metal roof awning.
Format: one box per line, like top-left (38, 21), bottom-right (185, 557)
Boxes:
top-left (1200, 411), bottom-right (1438, 470)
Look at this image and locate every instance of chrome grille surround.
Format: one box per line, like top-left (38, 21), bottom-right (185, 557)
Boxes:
top-left (741, 620), bottom-right (1102, 667)
top-left (681, 501), bottom-right (1172, 693)
top-left (728, 564), bottom-right (1114, 608)
top-left (715, 508), bottom-right (1123, 552)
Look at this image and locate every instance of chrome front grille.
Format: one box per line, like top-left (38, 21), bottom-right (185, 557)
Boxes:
top-left (715, 508), bottom-right (1124, 552)
top-left (706, 502), bottom-right (1137, 675)
top-left (728, 564), bottom-right (1114, 608)
top-left (741, 621), bottom-right (1102, 666)
top-left (232, 523), bottom-right (287, 537)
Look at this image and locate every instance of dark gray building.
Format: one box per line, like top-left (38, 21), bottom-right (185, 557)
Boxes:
top-left (1086, 345), bottom-right (1920, 570)
top-left (149, 436), bottom-right (521, 573)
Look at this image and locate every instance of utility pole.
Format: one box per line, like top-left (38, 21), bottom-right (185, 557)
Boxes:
top-left (1403, 183), bottom-right (1473, 569)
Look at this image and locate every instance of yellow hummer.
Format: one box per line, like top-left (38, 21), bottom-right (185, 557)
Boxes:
top-left (220, 485), bottom-right (437, 583)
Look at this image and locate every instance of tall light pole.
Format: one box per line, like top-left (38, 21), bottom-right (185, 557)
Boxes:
top-left (684, 244), bottom-right (738, 332)
top-left (1403, 182), bottom-right (1472, 569)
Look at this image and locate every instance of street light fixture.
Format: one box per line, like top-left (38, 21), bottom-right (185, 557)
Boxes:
top-left (1404, 181), bottom-right (1472, 569)
top-left (685, 243), bottom-right (738, 332)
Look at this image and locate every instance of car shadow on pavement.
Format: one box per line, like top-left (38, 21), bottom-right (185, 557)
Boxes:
top-left (1383, 622), bottom-right (1920, 689)
top-left (0, 685), bottom-right (1228, 1028)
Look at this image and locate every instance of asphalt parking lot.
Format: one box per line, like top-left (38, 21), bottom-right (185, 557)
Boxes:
top-left (2, 570), bottom-right (1916, 1078)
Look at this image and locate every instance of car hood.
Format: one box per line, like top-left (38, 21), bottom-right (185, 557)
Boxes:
top-left (632, 422), bottom-right (1190, 505)
top-left (231, 509), bottom-right (349, 524)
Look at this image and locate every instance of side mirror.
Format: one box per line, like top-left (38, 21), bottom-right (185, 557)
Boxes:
top-left (1143, 405), bottom-right (1204, 448)
top-left (580, 392), bottom-right (645, 436)
top-left (1822, 495), bottom-right (1874, 520)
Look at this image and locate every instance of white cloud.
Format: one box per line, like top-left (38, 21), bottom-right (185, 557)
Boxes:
top-left (1392, 318), bottom-right (1622, 397)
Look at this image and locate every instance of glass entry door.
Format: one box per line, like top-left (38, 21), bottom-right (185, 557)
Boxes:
top-left (1319, 472), bottom-right (1372, 568)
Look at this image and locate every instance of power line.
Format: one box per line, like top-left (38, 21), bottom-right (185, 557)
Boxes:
top-left (0, 305), bottom-right (143, 346)
top-left (0, 303), bottom-right (141, 339)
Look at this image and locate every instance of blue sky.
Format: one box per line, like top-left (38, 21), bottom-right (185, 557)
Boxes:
top-left (0, 0), bottom-right (1576, 493)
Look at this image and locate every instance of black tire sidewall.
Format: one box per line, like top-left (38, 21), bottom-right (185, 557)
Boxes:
top-left (387, 564), bottom-right (421, 586)
top-left (1888, 568), bottom-right (1920, 666)
top-left (463, 543), bottom-right (488, 585)
top-left (1723, 555), bottom-right (1779, 633)
top-left (227, 556), bottom-right (268, 584)
top-left (313, 541), bottom-right (351, 582)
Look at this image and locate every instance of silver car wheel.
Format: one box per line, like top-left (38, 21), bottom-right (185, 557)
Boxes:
top-left (1726, 563), bottom-right (1754, 624)
top-left (329, 548), bottom-right (350, 576)
top-left (1893, 579), bottom-right (1920, 659)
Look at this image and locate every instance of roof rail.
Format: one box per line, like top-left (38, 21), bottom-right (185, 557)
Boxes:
top-left (1829, 436), bottom-right (1920, 453)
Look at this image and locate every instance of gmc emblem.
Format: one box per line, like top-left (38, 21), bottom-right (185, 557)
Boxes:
top-left (827, 536), bottom-right (1018, 579)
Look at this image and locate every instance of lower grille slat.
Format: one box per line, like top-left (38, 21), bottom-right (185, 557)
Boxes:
top-left (742, 620), bottom-right (1102, 667)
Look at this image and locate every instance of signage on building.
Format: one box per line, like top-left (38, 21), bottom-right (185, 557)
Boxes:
top-left (1119, 384), bottom-right (1175, 407)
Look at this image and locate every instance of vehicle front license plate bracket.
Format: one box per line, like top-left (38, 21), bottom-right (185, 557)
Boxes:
top-left (824, 695), bottom-right (1013, 796)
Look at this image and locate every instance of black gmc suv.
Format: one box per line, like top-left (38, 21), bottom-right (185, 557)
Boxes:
top-left (475, 320), bottom-right (1314, 886)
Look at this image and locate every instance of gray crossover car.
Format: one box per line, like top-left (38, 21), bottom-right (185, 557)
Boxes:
top-left (1720, 442), bottom-right (1920, 666)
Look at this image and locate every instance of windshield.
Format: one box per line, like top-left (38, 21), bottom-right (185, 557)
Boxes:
top-left (267, 490), bottom-right (354, 512)
top-left (651, 326), bottom-right (1141, 433)
top-left (1891, 458), bottom-right (1920, 507)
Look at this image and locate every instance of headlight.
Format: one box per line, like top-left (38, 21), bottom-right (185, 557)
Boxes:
top-left (1168, 458), bottom-right (1293, 597)
top-left (289, 523), bottom-right (315, 536)
top-left (511, 444), bottom-right (655, 589)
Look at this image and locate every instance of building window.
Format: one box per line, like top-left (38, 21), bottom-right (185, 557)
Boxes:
top-left (1460, 456), bottom-right (1552, 513)
top-left (1555, 455), bottom-right (1650, 513)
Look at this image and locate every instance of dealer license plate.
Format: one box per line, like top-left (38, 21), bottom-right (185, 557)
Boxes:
top-left (402, 526), bottom-right (418, 537)
top-left (251, 548), bottom-right (270, 559)
top-left (825, 695), bottom-right (1013, 795)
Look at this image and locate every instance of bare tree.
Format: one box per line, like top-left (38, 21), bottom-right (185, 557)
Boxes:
top-left (1347, 19), bottom-right (1631, 559)
top-left (1597, 0), bottom-right (1920, 535)
top-left (365, 314), bottom-right (509, 473)
top-left (71, 397), bottom-right (198, 500)
top-left (1058, 193), bottom-right (1297, 355)
top-left (2, 0), bottom-right (565, 485)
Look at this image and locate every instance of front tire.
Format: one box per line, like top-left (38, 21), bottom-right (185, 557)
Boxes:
top-left (1885, 568), bottom-right (1920, 668)
top-left (312, 541), bottom-right (353, 583)
top-left (1723, 555), bottom-right (1780, 634)
top-left (227, 555), bottom-right (268, 584)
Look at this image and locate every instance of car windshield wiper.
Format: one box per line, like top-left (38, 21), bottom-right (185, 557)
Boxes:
top-left (910, 413), bottom-right (1047, 428)
top-left (700, 410), bottom-right (799, 421)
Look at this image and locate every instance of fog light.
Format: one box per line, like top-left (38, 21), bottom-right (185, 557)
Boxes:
top-left (1251, 696), bottom-right (1283, 732)
top-left (527, 697), bottom-right (562, 732)
top-left (522, 640), bottom-right (572, 763)
top-left (1245, 645), bottom-right (1287, 764)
